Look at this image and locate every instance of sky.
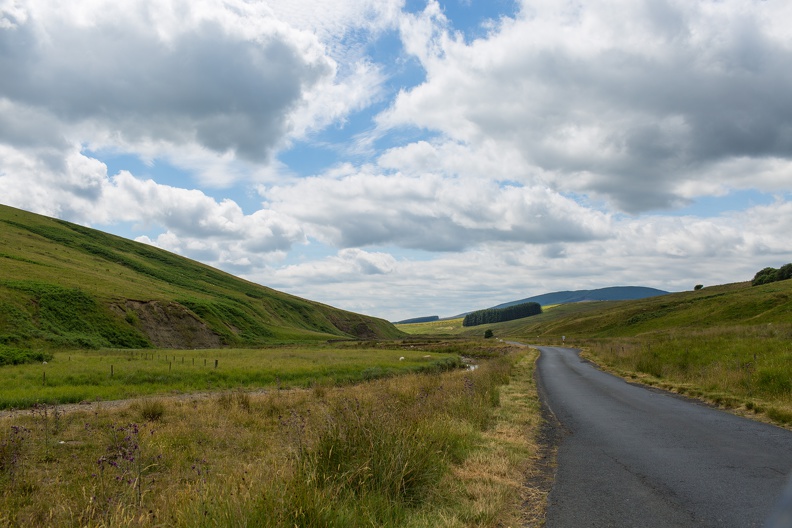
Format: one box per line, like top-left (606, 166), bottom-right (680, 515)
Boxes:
top-left (1, 0), bottom-right (792, 322)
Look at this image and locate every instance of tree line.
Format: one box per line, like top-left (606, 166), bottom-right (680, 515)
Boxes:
top-left (462, 302), bottom-right (542, 327)
top-left (752, 263), bottom-right (792, 286)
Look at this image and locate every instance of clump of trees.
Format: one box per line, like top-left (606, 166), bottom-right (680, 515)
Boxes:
top-left (752, 263), bottom-right (792, 286)
top-left (462, 302), bottom-right (542, 327)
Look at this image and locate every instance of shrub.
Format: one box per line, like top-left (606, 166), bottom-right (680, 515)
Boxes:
top-left (0, 425), bottom-right (29, 482)
top-left (778, 263), bottom-right (792, 282)
top-left (756, 370), bottom-right (792, 396)
top-left (766, 407), bottom-right (792, 424)
top-left (752, 263), bottom-right (792, 286)
top-left (2, 282), bottom-right (150, 349)
top-left (0, 346), bottom-right (53, 366)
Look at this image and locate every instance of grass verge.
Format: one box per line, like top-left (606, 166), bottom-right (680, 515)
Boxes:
top-left (578, 323), bottom-right (792, 427)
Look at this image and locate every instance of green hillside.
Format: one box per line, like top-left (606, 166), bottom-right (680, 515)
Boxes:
top-left (0, 204), bottom-right (403, 349)
top-left (492, 281), bottom-right (792, 340)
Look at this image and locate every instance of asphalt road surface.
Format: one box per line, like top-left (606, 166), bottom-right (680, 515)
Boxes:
top-left (535, 346), bottom-right (792, 527)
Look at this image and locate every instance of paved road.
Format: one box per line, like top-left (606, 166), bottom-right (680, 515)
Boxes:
top-left (535, 346), bottom-right (792, 527)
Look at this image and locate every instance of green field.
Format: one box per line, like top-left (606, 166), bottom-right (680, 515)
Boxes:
top-left (0, 343), bottom-right (463, 409)
top-left (397, 317), bottom-right (465, 335)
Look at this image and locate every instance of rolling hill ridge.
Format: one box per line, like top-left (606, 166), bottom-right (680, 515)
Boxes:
top-left (429, 286), bottom-right (669, 322)
top-left (491, 286), bottom-right (669, 309)
top-left (0, 204), bottom-right (403, 349)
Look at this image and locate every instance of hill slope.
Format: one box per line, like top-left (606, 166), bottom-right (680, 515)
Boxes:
top-left (491, 281), bottom-right (792, 339)
top-left (492, 286), bottom-right (668, 309)
top-left (0, 205), bottom-right (403, 349)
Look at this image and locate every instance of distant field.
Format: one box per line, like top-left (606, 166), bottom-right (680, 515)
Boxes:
top-left (396, 317), bottom-right (465, 335)
top-left (0, 343), bottom-right (461, 409)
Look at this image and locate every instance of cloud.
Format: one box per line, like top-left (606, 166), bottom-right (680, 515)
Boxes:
top-left (0, 0), bottom-right (401, 188)
top-left (1, 1), bottom-right (334, 162)
top-left (264, 163), bottom-right (612, 251)
top-left (380, 0), bottom-right (792, 212)
top-left (0, 145), bottom-right (306, 270)
top-left (277, 248), bottom-right (397, 283)
top-left (263, 198), bottom-right (792, 321)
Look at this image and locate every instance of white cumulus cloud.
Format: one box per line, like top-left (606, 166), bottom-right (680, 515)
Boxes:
top-left (381, 0), bottom-right (792, 212)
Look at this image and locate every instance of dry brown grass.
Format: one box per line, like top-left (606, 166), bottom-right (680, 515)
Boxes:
top-left (443, 348), bottom-right (547, 527)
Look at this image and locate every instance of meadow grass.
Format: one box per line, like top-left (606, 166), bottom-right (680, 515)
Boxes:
top-left (0, 344), bottom-right (544, 527)
top-left (397, 318), bottom-right (465, 335)
top-left (0, 343), bottom-right (461, 409)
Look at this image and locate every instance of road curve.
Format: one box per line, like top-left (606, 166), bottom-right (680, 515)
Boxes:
top-left (535, 346), bottom-right (792, 528)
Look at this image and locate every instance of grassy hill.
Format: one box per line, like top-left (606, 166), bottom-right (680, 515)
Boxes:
top-left (0, 204), bottom-right (403, 349)
top-left (491, 281), bottom-right (792, 339)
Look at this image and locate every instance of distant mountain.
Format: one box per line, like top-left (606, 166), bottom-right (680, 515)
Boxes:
top-left (394, 316), bottom-right (440, 325)
top-left (492, 286), bottom-right (669, 310)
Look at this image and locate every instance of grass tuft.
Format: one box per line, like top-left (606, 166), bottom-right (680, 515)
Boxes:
top-left (139, 399), bottom-right (165, 422)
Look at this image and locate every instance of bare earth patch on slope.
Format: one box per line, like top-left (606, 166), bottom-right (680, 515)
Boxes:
top-left (112, 300), bottom-right (223, 349)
